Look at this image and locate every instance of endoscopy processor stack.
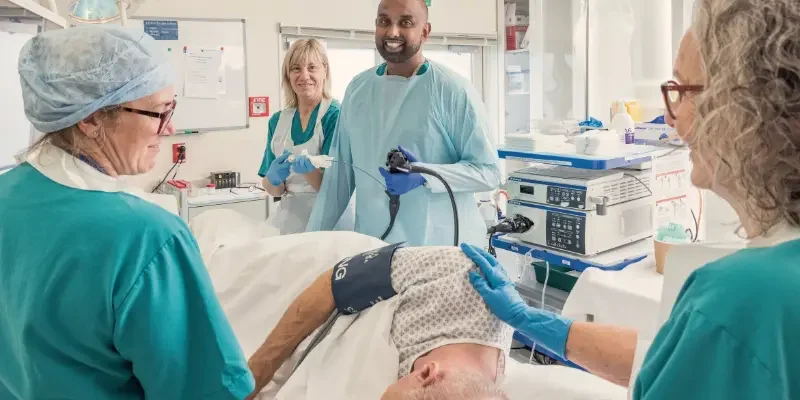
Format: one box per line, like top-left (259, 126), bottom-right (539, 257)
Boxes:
top-left (502, 165), bottom-right (654, 256)
top-left (487, 149), bottom-right (659, 260)
top-left (487, 134), bottom-right (675, 367)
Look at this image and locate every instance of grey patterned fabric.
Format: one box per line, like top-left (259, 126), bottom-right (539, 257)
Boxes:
top-left (390, 246), bottom-right (514, 377)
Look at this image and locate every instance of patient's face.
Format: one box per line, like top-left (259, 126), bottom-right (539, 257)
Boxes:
top-left (380, 362), bottom-right (507, 400)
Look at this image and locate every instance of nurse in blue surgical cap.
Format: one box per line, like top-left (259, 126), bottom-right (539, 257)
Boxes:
top-left (0, 25), bottom-right (254, 399)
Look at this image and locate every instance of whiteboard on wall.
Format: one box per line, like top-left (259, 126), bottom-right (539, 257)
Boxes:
top-left (0, 22), bottom-right (37, 171)
top-left (128, 17), bottom-right (249, 133)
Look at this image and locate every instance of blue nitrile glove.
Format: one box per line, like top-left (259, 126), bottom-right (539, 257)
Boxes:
top-left (397, 145), bottom-right (419, 163)
top-left (377, 144), bottom-right (427, 195)
top-left (578, 117), bottom-right (603, 128)
top-left (266, 150), bottom-right (292, 186)
top-left (291, 154), bottom-right (317, 174)
top-left (461, 243), bottom-right (574, 359)
top-left (378, 168), bottom-right (426, 196)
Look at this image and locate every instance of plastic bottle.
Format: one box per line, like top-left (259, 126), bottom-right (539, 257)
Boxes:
top-left (610, 100), bottom-right (636, 144)
top-left (478, 200), bottom-right (498, 231)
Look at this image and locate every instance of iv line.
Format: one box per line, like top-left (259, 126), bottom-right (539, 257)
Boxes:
top-left (329, 160), bottom-right (388, 190)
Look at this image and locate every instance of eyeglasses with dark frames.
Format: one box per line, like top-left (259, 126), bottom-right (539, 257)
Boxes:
top-left (121, 100), bottom-right (177, 135)
top-left (661, 80), bottom-right (703, 119)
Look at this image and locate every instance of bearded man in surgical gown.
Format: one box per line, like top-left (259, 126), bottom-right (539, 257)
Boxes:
top-left (306, 0), bottom-right (501, 247)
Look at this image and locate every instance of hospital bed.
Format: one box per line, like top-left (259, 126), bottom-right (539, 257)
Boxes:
top-left (189, 210), bottom-right (627, 400)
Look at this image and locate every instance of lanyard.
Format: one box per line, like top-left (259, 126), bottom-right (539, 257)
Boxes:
top-left (64, 149), bottom-right (107, 175)
top-left (80, 155), bottom-right (107, 174)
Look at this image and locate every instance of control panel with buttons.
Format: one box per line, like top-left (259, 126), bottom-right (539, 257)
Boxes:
top-left (545, 211), bottom-right (586, 254)
top-left (546, 186), bottom-right (587, 209)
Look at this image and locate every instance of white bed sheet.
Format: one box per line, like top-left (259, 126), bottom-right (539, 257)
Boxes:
top-left (190, 210), bottom-right (627, 400)
top-left (503, 361), bottom-right (626, 400)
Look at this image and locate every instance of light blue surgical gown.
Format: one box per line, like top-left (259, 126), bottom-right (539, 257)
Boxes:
top-left (634, 238), bottom-right (800, 399)
top-left (306, 61), bottom-right (501, 247)
top-left (0, 163), bottom-right (254, 399)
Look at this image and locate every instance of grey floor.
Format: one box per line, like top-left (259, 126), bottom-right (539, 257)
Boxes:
top-left (509, 340), bottom-right (561, 366)
top-left (510, 346), bottom-right (535, 364)
top-left (509, 339), bottom-right (537, 364)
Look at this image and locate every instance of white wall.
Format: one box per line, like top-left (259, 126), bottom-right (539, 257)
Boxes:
top-left (281, 0), bottom-right (496, 34)
top-left (55, 0), bottom-right (496, 190)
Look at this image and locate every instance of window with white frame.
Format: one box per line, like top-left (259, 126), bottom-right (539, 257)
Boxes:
top-left (321, 39), bottom-right (377, 102)
top-left (425, 47), bottom-right (473, 83)
top-left (328, 49), bottom-right (373, 101)
top-left (283, 35), bottom-right (487, 103)
top-left (279, 27), bottom-right (499, 144)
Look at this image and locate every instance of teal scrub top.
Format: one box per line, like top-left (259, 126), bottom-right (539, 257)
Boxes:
top-left (257, 99), bottom-right (341, 178)
top-left (634, 238), bottom-right (800, 399)
top-left (0, 164), bottom-right (255, 399)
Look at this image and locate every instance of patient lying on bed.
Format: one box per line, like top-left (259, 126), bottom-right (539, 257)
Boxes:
top-left (192, 210), bottom-right (627, 400)
top-left (245, 241), bottom-right (514, 399)
top-left (191, 209), bottom-right (511, 399)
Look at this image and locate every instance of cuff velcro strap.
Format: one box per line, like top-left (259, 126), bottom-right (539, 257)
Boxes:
top-left (331, 242), bottom-right (405, 315)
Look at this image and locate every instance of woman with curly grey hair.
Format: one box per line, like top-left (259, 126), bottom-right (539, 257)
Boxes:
top-left (463, 0), bottom-right (800, 397)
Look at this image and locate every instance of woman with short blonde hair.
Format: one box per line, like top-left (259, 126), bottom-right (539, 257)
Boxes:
top-left (281, 39), bottom-right (333, 108)
top-left (258, 38), bottom-right (351, 234)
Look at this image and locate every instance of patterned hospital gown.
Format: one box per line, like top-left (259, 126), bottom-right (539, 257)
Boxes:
top-left (389, 246), bottom-right (515, 377)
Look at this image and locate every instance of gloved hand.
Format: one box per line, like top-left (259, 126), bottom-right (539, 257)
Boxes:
top-left (397, 145), bottom-right (419, 163)
top-left (378, 168), bottom-right (426, 196)
top-left (266, 150), bottom-right (292, 186)
top-left (461, 243), bottom-right (574, 359)
top-left (378, 145), bottom-right (426, 196)
top-left (291, 154), bottom-right (317, 174)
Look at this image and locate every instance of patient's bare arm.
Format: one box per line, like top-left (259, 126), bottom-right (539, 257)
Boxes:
top-left (246, 268), bottom-right (335, 398)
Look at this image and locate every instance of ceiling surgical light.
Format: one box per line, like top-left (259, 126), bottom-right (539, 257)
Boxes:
top-left (68, 0), bottom-right (130, 25)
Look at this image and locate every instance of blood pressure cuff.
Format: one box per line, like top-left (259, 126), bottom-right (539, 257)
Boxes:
top-left (330, 242), bottom-right (405, 315)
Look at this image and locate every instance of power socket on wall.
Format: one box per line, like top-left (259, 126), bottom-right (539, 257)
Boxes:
top-left (173, 143), bottom-right (186, 163)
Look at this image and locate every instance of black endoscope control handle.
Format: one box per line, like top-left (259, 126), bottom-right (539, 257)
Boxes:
top-left (386, 149), bottom-right (411, 173)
